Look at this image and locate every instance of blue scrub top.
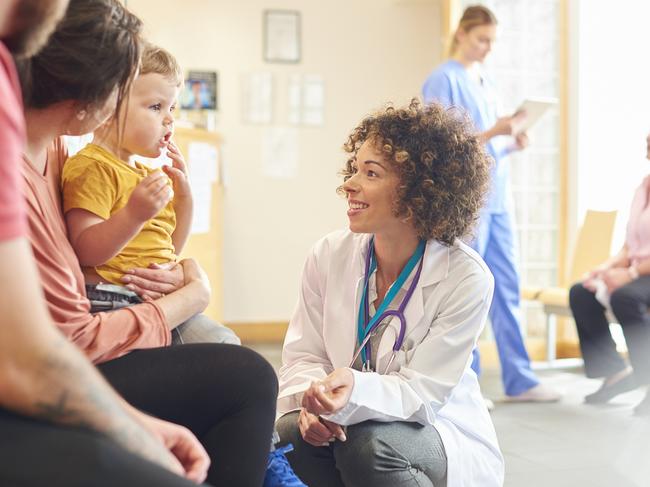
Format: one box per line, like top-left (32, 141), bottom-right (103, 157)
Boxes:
top-left (422, 59), bottom-right (510, 213)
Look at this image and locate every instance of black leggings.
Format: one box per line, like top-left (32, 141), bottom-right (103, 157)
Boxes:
top-left (0, 344), bottom-right (278, 487)
top-left (569, 277), bottom-right (650, 383)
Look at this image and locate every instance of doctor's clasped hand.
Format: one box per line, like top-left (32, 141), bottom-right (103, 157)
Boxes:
top-left (302, 368), bottom-right (355, 416)
top-left (299, 368), bottom-right (353, 446)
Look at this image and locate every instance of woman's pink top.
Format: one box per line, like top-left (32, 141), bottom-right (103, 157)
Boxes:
top-left (626, 175), bottom-right (650, 265)
top-left (21, 138), bottom-right (171, 364)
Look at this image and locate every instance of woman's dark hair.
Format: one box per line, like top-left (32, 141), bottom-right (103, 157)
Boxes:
top-left (16, 0), bottom-right (142, 122)
top-left (339, 99), bottom-right (491, 245)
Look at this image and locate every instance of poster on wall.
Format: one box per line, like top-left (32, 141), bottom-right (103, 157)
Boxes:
top-left (241, 72), bottom-right (273, 124)
top-left (263, 10), bottom-right (301, 63)
top-left (261, 127), bottom-right (299, 179)
top-left (180, 71), bottom-right (218, 110)
top-left (288, 74), bottom-right (324, 126)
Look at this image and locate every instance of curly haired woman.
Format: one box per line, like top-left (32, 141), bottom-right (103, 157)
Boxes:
top-left (275, 99), bottom-right (504, 487)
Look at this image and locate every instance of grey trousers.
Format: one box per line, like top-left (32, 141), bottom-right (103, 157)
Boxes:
top-left (276, 411), bottom-right (448, 487)
top-left (171, 313), bottom-right (241, 345)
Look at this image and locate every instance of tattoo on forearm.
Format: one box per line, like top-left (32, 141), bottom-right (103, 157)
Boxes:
top-left (29, 335), bottom-right (121, 430)
top-left (26, 335), bottom-right (168, 466)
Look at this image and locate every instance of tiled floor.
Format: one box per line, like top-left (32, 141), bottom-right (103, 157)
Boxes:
top-left (250, 343), bottom-right (649, 487)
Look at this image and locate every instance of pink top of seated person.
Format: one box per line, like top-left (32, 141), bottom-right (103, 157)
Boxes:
top-left (0, 42), bottom-right (27, 240)
top-left (626, 175), bottom-right (650, 265)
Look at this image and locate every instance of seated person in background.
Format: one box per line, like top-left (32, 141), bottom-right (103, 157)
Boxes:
top-left (276, 99), bottom-right (504, 487)
top-left (569, 132), bottom-right (650, 416)
top-left (61, 43), bottom-right (238, 345)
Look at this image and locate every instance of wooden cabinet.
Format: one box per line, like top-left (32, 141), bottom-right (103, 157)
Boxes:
top-left (174, 127), bottom-right (224, 321)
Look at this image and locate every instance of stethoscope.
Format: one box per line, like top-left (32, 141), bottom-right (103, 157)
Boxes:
top-left (350, 237), bottom-right (426, 374)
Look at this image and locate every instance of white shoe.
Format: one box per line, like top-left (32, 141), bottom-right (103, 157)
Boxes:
top-left (505, 384), bottom-right (561, 403)
top-left (483, 396), bottom-right (495, 411)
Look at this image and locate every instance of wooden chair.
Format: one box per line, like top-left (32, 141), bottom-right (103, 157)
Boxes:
top-left (523, 210), bottom-right (618, 366)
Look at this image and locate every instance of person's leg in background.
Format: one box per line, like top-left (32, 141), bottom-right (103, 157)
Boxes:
top-left (569, 282), bottom-right (633, 404)
top-left (0, 409), bottom-right (199, 487)
top-left (172, 314), bottom-right (241, 345)
top-left (609, 277), bottom-right (650, 414)
top-left (99, 343), bottom-right (277, 487)
top-left (480, 211), bottom-right (559, 400)
top-left (481, 211), bottom-right (539, 397)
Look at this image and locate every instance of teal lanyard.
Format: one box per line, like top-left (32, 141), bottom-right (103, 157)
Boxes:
top-left (357, 239), bottom-right (426, 363)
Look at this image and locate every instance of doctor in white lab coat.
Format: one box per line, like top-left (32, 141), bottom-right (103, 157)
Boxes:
top-left (276, 100), bottom-right (505, 487)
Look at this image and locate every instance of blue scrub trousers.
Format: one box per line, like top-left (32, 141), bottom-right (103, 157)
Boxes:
top-left (471, 210), bottom-right (539, 396)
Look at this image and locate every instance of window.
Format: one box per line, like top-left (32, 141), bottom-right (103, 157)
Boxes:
top-left (457, 0), bottom-right (563, 337)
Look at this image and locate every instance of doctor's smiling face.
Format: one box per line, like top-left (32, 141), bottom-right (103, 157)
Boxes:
top-left (342, 140), bottom-right (409, 237)
top-left (340, 100), bottom-right (490, 245)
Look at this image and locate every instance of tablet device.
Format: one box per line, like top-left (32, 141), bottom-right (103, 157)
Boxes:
top-left (514, 98), bottom-right (557, 133)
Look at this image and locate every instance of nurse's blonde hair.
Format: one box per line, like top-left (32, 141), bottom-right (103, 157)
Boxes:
top-left (449, 5), bottom-right (497, 56)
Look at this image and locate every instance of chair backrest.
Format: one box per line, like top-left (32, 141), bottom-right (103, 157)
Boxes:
top-left (567, 210), bottom-right (618, 284)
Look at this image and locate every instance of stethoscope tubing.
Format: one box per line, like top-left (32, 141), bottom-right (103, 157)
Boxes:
top-left (354, 238), bottom-right (426, 372)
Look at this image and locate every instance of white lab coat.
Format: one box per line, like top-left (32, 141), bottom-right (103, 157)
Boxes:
top-left (278, 229), bottom-right (504, 487)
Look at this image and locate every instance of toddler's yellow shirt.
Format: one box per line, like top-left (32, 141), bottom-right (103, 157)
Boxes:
top-left (61, 143), bottom-right (177, 284)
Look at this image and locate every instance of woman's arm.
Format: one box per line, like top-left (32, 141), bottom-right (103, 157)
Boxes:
top-left (63, 258), bottom-right (210, 364)
top-left (0, 238), bottom-right (194, 477)
top-left (479, 112), bottom-right (527, 143)
top-left (120, 261), bottom-right (185, 300)
top-left (153, 258), bottom-right (210, 326)
top-left (600, 251), bottom-right (650, 294)
top-left (600, 245), bottom-right (630, 270)
top-left (583, 245), bottom-right (629, 286)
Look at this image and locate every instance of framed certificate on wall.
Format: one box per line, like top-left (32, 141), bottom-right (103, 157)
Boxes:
top-left (263, 10), bottom-right (301, 63)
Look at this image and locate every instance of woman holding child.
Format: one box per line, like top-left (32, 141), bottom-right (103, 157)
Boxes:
top-left (17, 0), bottom-right (277, 485)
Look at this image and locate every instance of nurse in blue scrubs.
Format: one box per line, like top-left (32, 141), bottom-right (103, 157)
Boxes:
top-left (422, 5), bottom-right (560, 402)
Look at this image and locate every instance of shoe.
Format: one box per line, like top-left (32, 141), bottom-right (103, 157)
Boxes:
top-left (483, 396), bottom-right (495, 411)
top-left (633, 389), bottom-right (650, 416)
top-left (506, 384), bottom-right (561, 403)
top-left (585, 374), bottom-right (638, 404)
top-left (263, 444), bottom-right (307, 487)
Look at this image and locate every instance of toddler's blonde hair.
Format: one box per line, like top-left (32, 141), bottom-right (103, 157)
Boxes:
top-left (140, 42), bottom-right (183, 86)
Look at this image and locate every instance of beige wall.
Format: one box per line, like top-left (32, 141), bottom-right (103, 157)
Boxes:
top-left (128, 0), bottom-right (442, 322)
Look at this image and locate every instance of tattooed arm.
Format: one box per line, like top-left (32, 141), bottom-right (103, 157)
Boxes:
top-left (0, 238), bottom-right (208, 482)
